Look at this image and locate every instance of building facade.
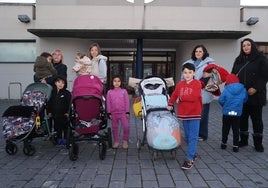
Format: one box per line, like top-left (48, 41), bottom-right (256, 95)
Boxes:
top-left (0, 0), bottom-right (267, 99)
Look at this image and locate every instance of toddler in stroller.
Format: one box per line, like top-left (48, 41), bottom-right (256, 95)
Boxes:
top-left (2, 82), bottom-right (52, 156)
top-left (136, 76), bottom-right (181, 160)
top-left (68, 74), bottom-right (112, 161)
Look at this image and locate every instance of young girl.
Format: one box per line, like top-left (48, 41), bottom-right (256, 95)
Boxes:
top-left (167, 63), bottom-right (202, 170)
top-left (106, 75), bottom-right (130, 149)
top-left (88, 43), bottom-right (107, 84)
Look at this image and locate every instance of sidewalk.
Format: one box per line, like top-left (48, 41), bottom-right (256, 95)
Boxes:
top-left (0, 99), bottom-right (267, 188)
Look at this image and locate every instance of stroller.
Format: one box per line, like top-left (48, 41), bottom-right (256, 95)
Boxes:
top-left (2, 83), bottom-right (52, 156)
top-left (68, 75), bottom-right (112, 161)
top-left (136, 76), bottom-right (181, 160)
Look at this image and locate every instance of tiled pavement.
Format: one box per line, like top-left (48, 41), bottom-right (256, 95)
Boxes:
top-left (0, 99), bottom-right (267, 188)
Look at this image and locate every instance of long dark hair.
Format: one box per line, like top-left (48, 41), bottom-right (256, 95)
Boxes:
top-left (110, 75), bottom-right (123, 89)
top-left (235, 38), bottom-right (260, 64)
top-left (191, 44), bottom-right (210, 60)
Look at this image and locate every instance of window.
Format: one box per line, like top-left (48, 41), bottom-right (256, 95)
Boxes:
top-left (257, 43), bottom-right (268, 59)
top-left (0, 40), bottom-right (36, 63)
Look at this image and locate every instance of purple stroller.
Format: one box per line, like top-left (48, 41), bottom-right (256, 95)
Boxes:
top-left (68, 75), bottom-right (112, 161)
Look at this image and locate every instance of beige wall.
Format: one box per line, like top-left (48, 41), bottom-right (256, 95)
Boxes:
top-left (0, 2), bottom-right (268, 99)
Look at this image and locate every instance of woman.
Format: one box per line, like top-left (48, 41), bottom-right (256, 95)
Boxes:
top-left (183, 45), bottom-right (215, 141)
top-left (88, 43), bottom-right (107, 84)
top-left (43, 49), bottom-right (67, 86)
top-left (231, 38), bottom-right (268, 152)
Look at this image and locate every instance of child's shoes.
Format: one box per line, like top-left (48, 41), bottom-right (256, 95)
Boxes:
top-left (221, 142), bottom-right (227, 149)
top-left (113, 142), bottom-right (119, 149)
top-left (123, 141), bottom-right (128, 149)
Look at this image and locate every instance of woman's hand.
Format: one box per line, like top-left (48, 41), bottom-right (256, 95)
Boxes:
top-left (248, 88), bottom-right (257, 95)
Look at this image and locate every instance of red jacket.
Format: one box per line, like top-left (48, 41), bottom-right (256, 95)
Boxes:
top-left (168, 79), bottom-right (202, 120)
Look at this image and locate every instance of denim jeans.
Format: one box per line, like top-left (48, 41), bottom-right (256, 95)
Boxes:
top-left (199, 103), bottom-right (210, 140)
top-left (183, 119), bottom-right (200, 161)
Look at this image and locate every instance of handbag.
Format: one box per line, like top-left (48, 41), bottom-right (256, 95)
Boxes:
top-left (132, 97), bottom-right (142, 117)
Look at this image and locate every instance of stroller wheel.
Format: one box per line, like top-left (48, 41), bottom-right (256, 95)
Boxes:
top-left (99, 140), bottom-right (107, 160)
top-left (69, 143), bottom-right (79, 161)
top-left (5, 142), bottom-right (18, 155)
top-left (137, 139), bottom-right (141, 151)
top-left (25, 138), bottom-right (33, 144)
top-left (51, 134), bottom-right (57, 145)
top-left (152, 151), bottom-right (158, 161)
top-left (66, 126), bottom-right (73, 149)
top-left (107, 127), bottom-right (112, 148)
top-left (23, 144), bottom-right (36, 156)
top-left (171, 149), bottom-right (177, 159)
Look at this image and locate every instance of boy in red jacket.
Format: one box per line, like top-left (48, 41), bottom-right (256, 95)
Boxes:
top-left (168, 63), bottom-right (202, 170)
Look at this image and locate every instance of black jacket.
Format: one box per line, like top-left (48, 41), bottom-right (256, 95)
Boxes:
top-left (231, 52), bottom-right (268, 106)
top-left (48, 85), bottom-right (71, 118)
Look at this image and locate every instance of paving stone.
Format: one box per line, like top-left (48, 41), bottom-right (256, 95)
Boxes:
top-left (0, 100), bottom-right (267, 187)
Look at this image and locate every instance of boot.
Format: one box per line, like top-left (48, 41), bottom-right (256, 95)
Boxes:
top-left (238, 131), bottom-right (249, 147)
top-left (252, 133), bottom-right (264, 152)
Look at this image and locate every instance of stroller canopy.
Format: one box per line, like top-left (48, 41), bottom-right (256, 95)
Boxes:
top-left (23, 83), bottom-right (52, 99)
top-left (139, 76), bottom-right (167, 96)
top-left (72, 75), bottom-right (103, 99)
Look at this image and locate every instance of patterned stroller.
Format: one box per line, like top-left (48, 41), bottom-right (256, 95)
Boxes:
top-left (137, 76), bottom-right (181, 160)
top-left (68, 75), bottom-right (112, 161)
top-left (2, 83), bottom-right (52, 156)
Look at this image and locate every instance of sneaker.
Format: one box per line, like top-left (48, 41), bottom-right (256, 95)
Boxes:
top-left (56, 138), bottom-right (62, 146)
top-left (198, 137), bottom-right (206, 141)
top-left (233, 146), bottom-right (239, 152)
top-left (61, 139), bottom-right (67, 146)
top-left (181, 160), bottom-right (194, 170)
top-left (221, 143), bottom-right (227, 149)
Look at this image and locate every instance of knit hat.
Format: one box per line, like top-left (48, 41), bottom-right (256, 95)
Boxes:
top-left (225, 74), bottom-right (239, 85)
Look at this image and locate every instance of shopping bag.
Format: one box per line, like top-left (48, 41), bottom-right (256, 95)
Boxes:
top-left (132, 97), bottom-right (142, 117)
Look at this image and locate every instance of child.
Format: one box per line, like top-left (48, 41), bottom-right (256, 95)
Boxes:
top-left (33, 52), bottom-right (57, 85)
top-left (167, 63), bottom-right (202, 170)
top-left (72, 52), bottom-right (92, 75)
top-left (218, 74), bottom-right (247, 152)
top-left (106, 75), bottom-right (130, 149)
top-left (47, 75), bottom-right (71, 145)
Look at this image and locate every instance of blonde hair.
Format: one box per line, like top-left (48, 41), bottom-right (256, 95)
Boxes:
top-left (52, 49), bottom-right (64, 63)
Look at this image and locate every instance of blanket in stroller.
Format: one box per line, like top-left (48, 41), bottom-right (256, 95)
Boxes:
top-left (2, 105), bottom-right (35, 139)
top-left (146, 110), bottom-right (180, 150)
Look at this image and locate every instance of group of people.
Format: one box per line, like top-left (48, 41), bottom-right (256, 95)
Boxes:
top-left (168, 38), bottom-right (268, 170)
top-left (33, 43), bottom-right (131, 148)
top-left (32, 38), bottom-right (268, 170)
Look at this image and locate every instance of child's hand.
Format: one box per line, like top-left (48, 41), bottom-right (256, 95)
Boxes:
top-left (109, 115), bottom-right (112, 120)
top-left (41, 78), bottom-right (47, 84)
top-left (48, 113), bottom-right (52, 118)
top-left (126, 114), bottom-right (130, 119)
top-left (167, 105), bottom-right (173, 111)
top-left (64, 113), bottom-right (69, 118)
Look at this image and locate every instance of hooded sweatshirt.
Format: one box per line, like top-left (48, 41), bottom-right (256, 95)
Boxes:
top-left (218, 82), bottom-right (248, 116)
top-left (183, 57), bottom-right (215, 104)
